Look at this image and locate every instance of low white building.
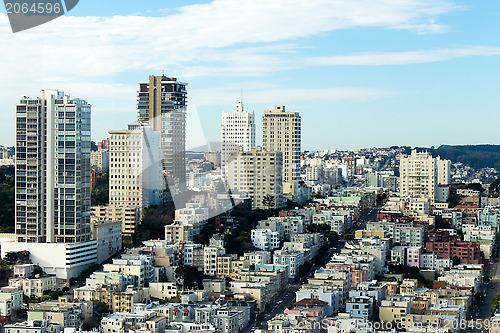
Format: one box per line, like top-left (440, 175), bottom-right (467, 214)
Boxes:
top-left (250, 229), bottom-right (280, 251)
top-left (148, 282), bottom-right (178, 300)
top-left (420, 253), bottom-right (452, 271)
top-left (296, 285), bottom-right (342, 316)
top-left (273, 250), bottom-right (304, 280)
top-left (91, 220), bottom-right (122, 264)
top-left (0, 287), bottom-right (23, 320)
top-left (11, 275), bottom-right (57, 297)
top-left (243, 251), bottom-right (272, 266)
top-left (103, 255), bottom-right (155, 288)
top-left (1, 240), bottom-right (97, 280)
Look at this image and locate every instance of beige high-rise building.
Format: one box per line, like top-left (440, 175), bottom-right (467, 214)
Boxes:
top-left (262, 105), bottom-right (301, 197)
top-left (399, 150), bottom-right (450, 202)
top-left (227, 146), bottom-right (283, 209)
top-left (91, 206), bottom-right (141, 236)
top-left (109, 122), bottom-right (165, 209)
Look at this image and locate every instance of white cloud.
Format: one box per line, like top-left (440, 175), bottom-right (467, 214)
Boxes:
top-left (0, 0), bottom-right (462, 80)
top-left (309, 46), bottom-right (500, 66)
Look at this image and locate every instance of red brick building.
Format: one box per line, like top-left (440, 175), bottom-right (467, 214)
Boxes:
top-left (424, 241), bottom-right (480, 264)
top-left (425, 229), bottom-right (461, 243)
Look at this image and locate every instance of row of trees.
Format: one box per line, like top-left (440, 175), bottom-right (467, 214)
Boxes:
top-left (0, 166), bottom-right (15, 233)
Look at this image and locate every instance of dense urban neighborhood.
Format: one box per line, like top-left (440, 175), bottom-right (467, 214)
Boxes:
top-left (0, 77), bottom-right (498, 333)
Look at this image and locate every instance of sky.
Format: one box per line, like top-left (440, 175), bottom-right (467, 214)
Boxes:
top-left (0, 0), bottom-right (500, 150)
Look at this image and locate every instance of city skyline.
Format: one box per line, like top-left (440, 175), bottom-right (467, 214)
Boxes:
top-left (1, 0), bottom-right (500, 150)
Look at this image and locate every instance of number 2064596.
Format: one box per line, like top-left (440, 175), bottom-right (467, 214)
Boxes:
top-left (5, 2), bottom-right (62, 14)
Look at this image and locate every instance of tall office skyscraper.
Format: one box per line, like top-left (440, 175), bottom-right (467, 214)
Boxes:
top-left (15, 90), bottom-right (91, 243)
top-left (399, 150), bottom-right (451, 201)
top-left (137, 75), bottom-right (187, 188)
top-left (262, 105), bottom-right (301, 196)
top-left (221, 102), bottom-right (255, 178)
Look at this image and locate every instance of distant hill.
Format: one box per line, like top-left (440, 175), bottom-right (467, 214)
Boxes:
top-left (431, 145), bottom-right (500, 170)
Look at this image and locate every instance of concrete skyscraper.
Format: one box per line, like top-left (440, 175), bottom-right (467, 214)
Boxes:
top-left (109, 122), bottom-right (165, 209)
top-left (14, 90), bottom-right (91, 244)
top-left (262, 105), bottom-right (301, 198)
top-left (4, 90), bottom-right (97, 279)
top-left (137, 75), bottom-right (187, 188)
top-left (221, 102), bottom-right (255, 178)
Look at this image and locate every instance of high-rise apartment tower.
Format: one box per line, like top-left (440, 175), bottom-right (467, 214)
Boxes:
top-left (399, 150), bottom-right (450, 201)
top-left (221, 102), bottom-right (255, 178)
top-left (262, 105), bottom-right (301, 196)
top-left (15, 90), bottom-right (91, 244)
top-left (137, 75), bottom-right (187, 188)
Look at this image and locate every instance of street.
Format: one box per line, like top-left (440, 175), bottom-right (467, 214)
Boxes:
top-left (242, 205), bottom-right (382, 332)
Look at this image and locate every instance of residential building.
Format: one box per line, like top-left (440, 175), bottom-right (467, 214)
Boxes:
top-left (346, 296), bottom-right (374, 319)
top-left (420, 252), bottom-right (452, 270)
top-left (379, 299), bottom-right (411, 323)
top-left (91, 205), bottom-right (141, 236)
top-left (4, 320), bottom-right (61, 333)
top-left (399, 150), bottom-right (450, 201)
top-left (425, 241), bottom-right (481, 264)
top-left (273, 250), bottom-right (305, 280)
top-left (13, 264), bottom-right (34, 278)
top-left (91, 220), bottom-right (122, 264)
top-left (250, 229), bottom-right (280, 251)
top-left (0, 287), bottom-right (23, 320)
top-left (243, 251), bottom-right (272, 266)
top-left (262, 105), bottom-right (301, 199)
top-left (109, 122), bottom-right (165, 209)
top-left (137, 75), bottom-right (187, 187)
top-left (14, 90), bottom-right (92, 243)
top-left (227, 146), bottom-right (283, 209)
top-left (366, 221), bottom-right (424, 247)
top-left (204, 245), bottom-right (226, 277)
top-left (27, 300), bottom-right (92, 328)
top-left (103, 255), bottom-right (155, 288)
top-left (221, 102), bottom-right (256, 179)
top-left (406, 247), bottom-right (422, 268)
top-left (90, 149), bottom-right (109, 172)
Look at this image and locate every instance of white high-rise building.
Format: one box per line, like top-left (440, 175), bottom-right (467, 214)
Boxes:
top-left (221, 102), bottom-right (255, 178)
top-left (14, 90), bottom-right (92, 244)
top-left (3, 90), bottom-right (97, 279)
top-left (262, 105), bottom-right (301, 198)
top-left (109, 122), bottom-right (165, 209)
top-left (399, 150), bottom-right (450, 202)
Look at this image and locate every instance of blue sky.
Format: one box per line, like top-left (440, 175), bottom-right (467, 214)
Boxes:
top-left (1, 0), bottom-right (500, 150)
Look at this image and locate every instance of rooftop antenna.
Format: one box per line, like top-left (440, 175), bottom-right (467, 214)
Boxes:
top-left (240, 88), bottom-right (243, 108)
top-left (161, 70), bottom-right (165, 76)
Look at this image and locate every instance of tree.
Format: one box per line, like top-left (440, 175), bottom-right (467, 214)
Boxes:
top-left (91, 170), bottom-right (109, 206)
top-left (344, 234), bottom-right (354, 241)
top-left (452, 256), bottom-right (461, 266)
top-left (175, 265), bottom-right (205, 290)
top-left (467, 182), bottom-right (485, 192)
top-left (298, 262), bottom-right (313, 279)
top-left (434, 215), bottom-right (451, 229)
top-left (490, 178), bottom-right (500, 198)
top-left (262, 195), bottom-right (275, 210)
top-left (327, 232), bottom-right (339, 247)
